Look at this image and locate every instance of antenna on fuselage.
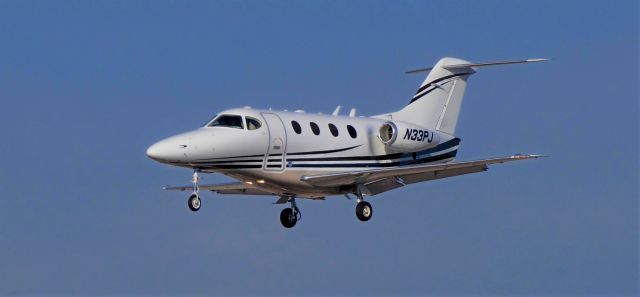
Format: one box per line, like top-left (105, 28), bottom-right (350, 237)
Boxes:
top-left (332, 105), bottom-right (342, 116)
top-left (349, 108), bottom-right (357, 117)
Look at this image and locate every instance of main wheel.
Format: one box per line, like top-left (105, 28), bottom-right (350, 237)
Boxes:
top-left (280, 208), bottom-right (297, 228)
top-left (188, 194), bottom-right (201, 212)
top-left (355, 201), bottom-right (372, 221)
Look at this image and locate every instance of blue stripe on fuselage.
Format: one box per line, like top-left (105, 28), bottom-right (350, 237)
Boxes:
top-left (184, 138), bottom-right (461, 169)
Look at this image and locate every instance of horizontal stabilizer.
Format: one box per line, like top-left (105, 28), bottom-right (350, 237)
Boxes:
top-left (405, 58), bottom-right (548, 74)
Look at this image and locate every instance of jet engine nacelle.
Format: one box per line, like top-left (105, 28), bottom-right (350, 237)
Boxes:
top-left (378, 121), bottom-right (441, 153)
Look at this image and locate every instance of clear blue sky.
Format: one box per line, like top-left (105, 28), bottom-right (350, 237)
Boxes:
top-left (0, 1), bottom-right (637, 296)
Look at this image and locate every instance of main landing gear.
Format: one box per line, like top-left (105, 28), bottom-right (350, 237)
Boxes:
top-left (187, 170), bottom-right (201, 212)
top-left (354, 186), bottom-right (373, 222)
top-left (355, 200), bottom-right (373, 221)
top-left (279, 196), bottom-right (301, 228)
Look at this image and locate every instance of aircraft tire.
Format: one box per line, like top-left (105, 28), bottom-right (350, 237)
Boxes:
top-left (280, 208), bottom-right (297, 228)
top-left (188, 194), bottom-right (201, 212)
top-left (355, 201), bottom-right (373, 221)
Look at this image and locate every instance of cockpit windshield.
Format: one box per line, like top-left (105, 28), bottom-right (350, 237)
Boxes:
top-left (207, 114), bottom-right (244, 129)
top-left (202, 115), bottom-right (217, 127)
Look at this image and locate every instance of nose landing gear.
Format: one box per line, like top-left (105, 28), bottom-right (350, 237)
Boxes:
top-left (187, 170), bottom-right (201, 212)
top-left (279, 196), bottom-right (301, 228)
top-left (188, 193), bottom-right (201, 212)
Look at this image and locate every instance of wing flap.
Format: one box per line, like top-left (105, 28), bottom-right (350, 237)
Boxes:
top-left (364, 164), bottom-right (488, 195)
top-left (163, 182), bottom-right (274, 195)
top-left (300, 154), bottom-right (543, 189)
top-left (214, 188), bottom-right (274, 195)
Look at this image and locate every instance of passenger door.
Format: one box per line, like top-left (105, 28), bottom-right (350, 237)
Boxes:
top-left (261, 113), bottom-right (287, 171)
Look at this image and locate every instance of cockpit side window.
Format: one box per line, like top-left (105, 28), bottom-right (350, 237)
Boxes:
top-left (208, 114), bottom-right (244, 129)
top-left (246, 117), bottom-right (262, 130)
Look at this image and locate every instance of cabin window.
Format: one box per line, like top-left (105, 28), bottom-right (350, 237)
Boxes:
top-left (291, 121), bottom-right (302, 134)
top-left (328, 123), bottom-right (339, 137)
top-left (310, 122), bottom-right (320, 135)
top-left (347, 125), bottom-right (357, 138)
top-left (246, 117), bottom-right (262, 130)
top-left (208, 115), bottom-right (244, 129)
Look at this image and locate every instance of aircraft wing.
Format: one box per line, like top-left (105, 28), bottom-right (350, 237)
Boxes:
top-left (164, 182), bottom-right (273, 195)
top-left (300, 154), bottom-right (543, 196)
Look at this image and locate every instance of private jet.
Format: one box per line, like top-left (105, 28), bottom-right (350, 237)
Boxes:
top-left (146, 57), bottom-right (546, 228)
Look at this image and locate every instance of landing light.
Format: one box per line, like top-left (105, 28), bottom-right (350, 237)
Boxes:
top-left (256, 180), bottom-right (265, 184)
top-left (245, 181), bottom-right (253, 185)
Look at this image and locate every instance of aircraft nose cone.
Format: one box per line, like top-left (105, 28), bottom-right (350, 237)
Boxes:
top-left (146, 131), bottom-right (202, 163)
top-left (146, 142), bottom-right (164, 161)
top-left (146, 138), bottom-right (189, 162)
top-left (146, 140), bottom-right (175, 162)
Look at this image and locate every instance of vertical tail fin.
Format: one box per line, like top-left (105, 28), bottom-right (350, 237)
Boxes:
top-left (393, 57), bottom-right (474, 135)
top-left (391, 57), bottom-right (547, 135)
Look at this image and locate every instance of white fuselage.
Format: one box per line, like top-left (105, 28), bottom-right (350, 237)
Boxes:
top-left (147, 107), bottom-right (459, 198)
top-left (145, 57), bottom-right (545, 228)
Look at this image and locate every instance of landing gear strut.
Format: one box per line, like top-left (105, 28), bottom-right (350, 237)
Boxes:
top-left (187, 170), bottom-right (201, 212)
top-left (354, 186), bottom-right (373, 222)
top-left (279, 196), bottom-right (301, 228)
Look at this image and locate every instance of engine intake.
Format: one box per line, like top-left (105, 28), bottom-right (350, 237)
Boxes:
top-left (378, 121), bottom-right (441, 153)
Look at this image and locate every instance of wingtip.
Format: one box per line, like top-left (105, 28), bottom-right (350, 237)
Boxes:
top-left (511, 154), bottom-right (548, 159)
top-left (533, 154), bottom-right (549, 158)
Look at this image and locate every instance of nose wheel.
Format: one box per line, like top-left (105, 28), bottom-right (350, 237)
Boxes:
top-left (279, 196), bottom-right (301, 228)
top-left (187, 170), bottom-right (202, 212)
top-left (188, 193), bottom-right (201, 212)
